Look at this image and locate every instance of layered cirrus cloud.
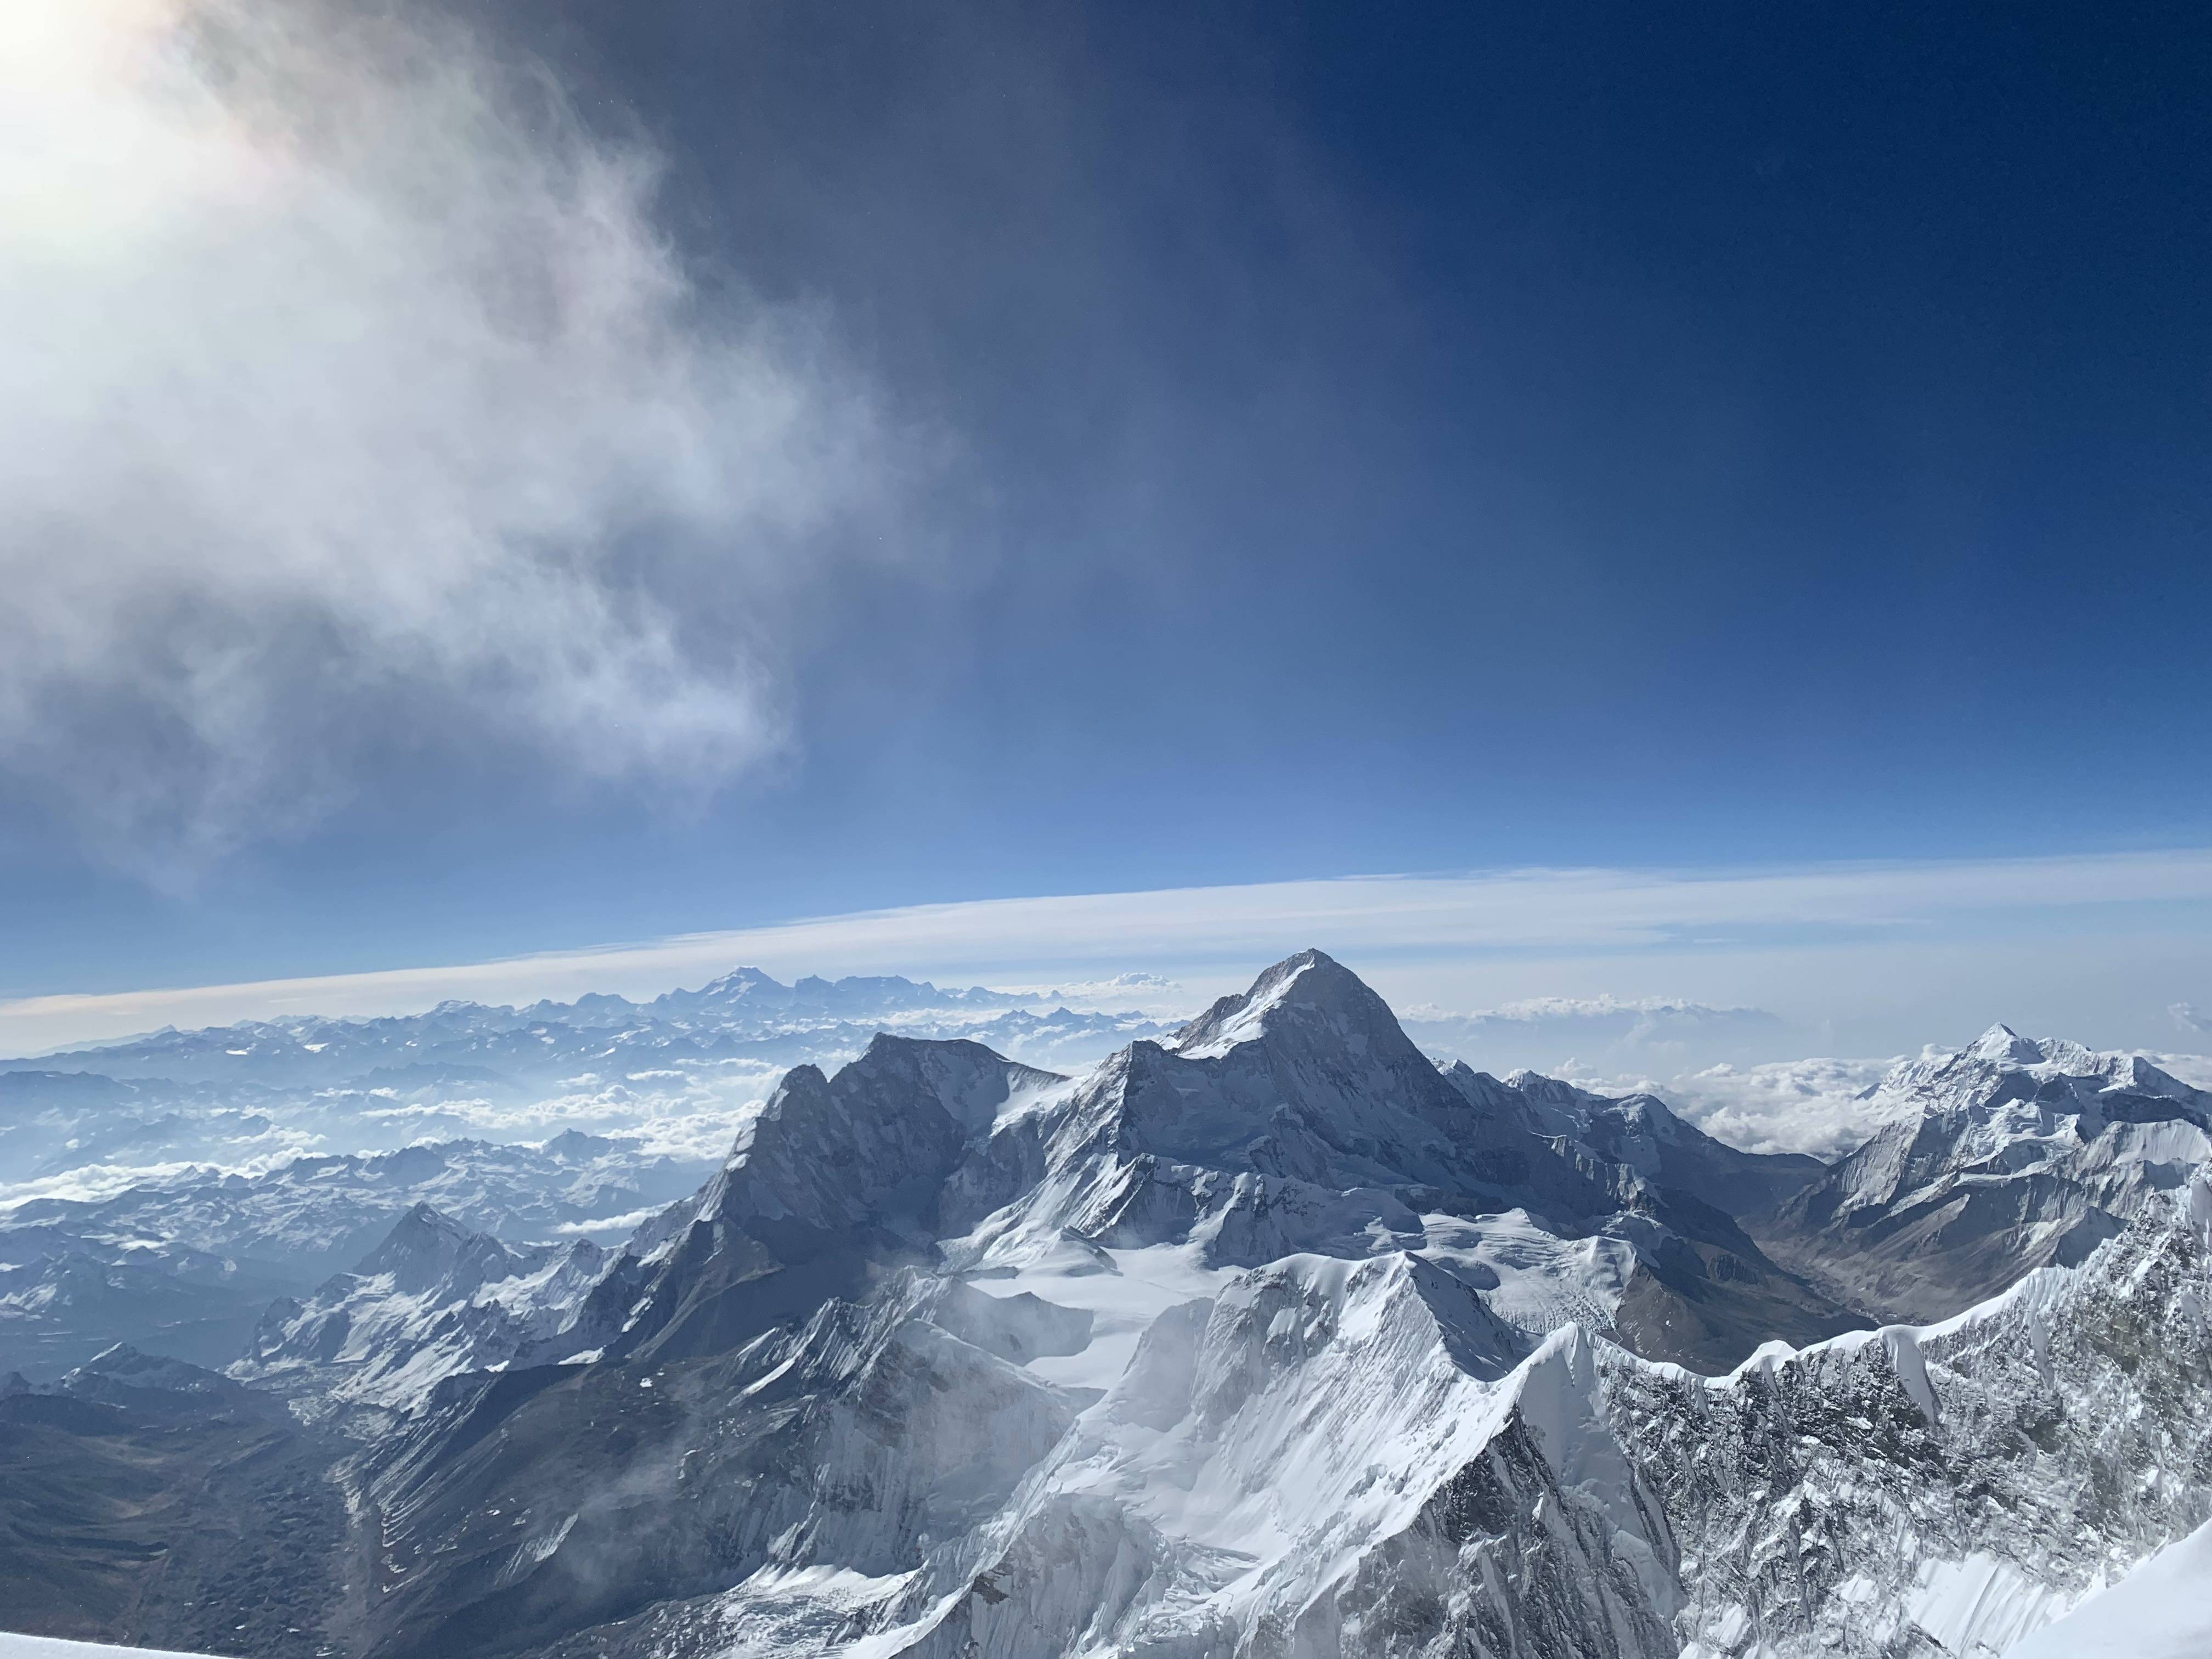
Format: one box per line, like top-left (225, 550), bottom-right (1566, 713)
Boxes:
top-left (8, 850), bottom-right (2212, 1055)
top-left (0, 1), bottom-right (902, 874)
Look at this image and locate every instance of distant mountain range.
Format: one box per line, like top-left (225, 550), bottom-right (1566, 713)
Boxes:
top-left (2, 951), bottom-right (2209, 1659)
top-left (0, 1133), bottom-right (706, 1375)
top-left (5, 968), bottom-right (1170, 1091)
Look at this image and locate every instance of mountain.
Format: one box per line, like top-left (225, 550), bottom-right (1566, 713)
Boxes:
top-left (235, 1205), bottom-right (607, 1422)
top-left (267, 956), bottom-right (1835, 1406)
top-left (31, 1343), bottom-right (281, 1424)
top-left (0, 1135), bottom-right (704, 1380)
top-left (3, 969), bottom-right (1157, 1096)
top-left (286, 954), bottom-right (1877, 1658)
top-left (649, 969), bottom-right (1023, 1023)
top-left (938, 952), bottom-right (1853, 1369)
top-left (0, 1225), bottom-right (302, 1378)
top-left (353, 1169), bottom-right (2212, 1659)
top-left (9, 1135), bottom-right (708, 1265)
top-left (10, 951), bottom-right (2211, 1659)
top-left (549, 1037), bottom-right (1068, 1366)
top-left (1752, 1023), bottom-right (2212, 1321)
top-left (813, 1175), bottom-right (2212, 1659)
top-left (348, 1268), bottom-right (1096, 1659)
top-left (1441, 1064), bottom-right (1826, 1215)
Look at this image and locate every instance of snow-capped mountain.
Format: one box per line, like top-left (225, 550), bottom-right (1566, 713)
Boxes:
top-left (236, 1204), bottom-right (607, 1421)
top-left (549, 1037), bottom-right (1069, 1367)
top-left (3, 970), bottom-right (1170, 1096)
top-left (349, 1265), bottom-right (1099, 1659)
top-left (1753, 1023), bottom-right (2212, 1321)
top-left (340, 1164), bottom-right (2212, 1659)
top-left (937, 953), bottom-right (1852, 1370)
top-left (821, 1175), bottom-right (2212, 1659)
top-left (0, 1135), bottom-right (706, 1379)
top-left (8, 951), bottom-right (2211, 1659)
top-left (204, 958), bottom-right (1850, 1424)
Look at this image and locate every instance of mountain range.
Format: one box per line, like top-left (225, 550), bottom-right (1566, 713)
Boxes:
top-left (2, 950), bottom-right (2208, 1659)
top-left (4, 969), bottom-right (1163, 1093)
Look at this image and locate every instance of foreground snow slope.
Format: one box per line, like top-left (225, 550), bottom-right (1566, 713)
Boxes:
top-left (2005, 1516), bottom-right (2212, 1659)
top-left (0, 1638), bottom-right (230, 1659)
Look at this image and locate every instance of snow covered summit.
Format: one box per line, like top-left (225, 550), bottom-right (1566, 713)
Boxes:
top-left (1754, 1023), bottom-right (2212, 1320)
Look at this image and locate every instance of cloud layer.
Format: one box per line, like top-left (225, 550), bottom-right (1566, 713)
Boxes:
top-left (0, 1), bottom-right (894, 873)
top-left (9, 848), bottom-right (2212, 1054)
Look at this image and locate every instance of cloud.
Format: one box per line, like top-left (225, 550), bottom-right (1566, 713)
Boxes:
top-left (0, 1), bottom-right (898, 875)
top-left (1400, 995), bottom-right (1787, 1074)
top-left (1408, 993), bottom-right (1781, 1032)
top-left (10, 848), bottom-right (2212, 1054)
top-left (2171, 1003), bottom-right (2211, 1034)
top-left (1584, 1057), bottom-right (1908, 1161)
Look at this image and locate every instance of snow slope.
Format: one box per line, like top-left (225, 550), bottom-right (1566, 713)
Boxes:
top-left (2006, 1517), bottom-right (2212, 1659)
top-left (0, 1637), bottom-right (232, 1659)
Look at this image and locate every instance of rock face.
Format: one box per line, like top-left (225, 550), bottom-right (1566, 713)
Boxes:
top-left (550, 1037), bottom-right (1068, 1365)
top-left (1752, 1024), bottom-right (2212, 1321)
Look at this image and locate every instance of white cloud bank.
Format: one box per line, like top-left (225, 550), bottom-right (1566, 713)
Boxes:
top-left (0, 1), bottom-right (894, 873)
top-left (1583, 1057), bottom-right (1908, 1161)
top-left (9, 848), bottom-right (2212, 1055)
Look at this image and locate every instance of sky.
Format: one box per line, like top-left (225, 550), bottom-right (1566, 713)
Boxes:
top-left (2, 1), bottom-right (2208, 1056)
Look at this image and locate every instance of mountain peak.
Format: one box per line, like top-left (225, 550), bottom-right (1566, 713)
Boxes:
top-left (1171, 950), bottom-right (1404, 1059)
top-left (1964, 1022), bottom-right (2045, 1066)
top-left (696, 967), bottom-right (788, 998)
top-left (355, 1202), bottom-right (520, 1295)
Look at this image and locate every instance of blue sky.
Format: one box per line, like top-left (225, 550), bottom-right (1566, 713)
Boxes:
top-left (2, 1), bottom-right (2208, 1042)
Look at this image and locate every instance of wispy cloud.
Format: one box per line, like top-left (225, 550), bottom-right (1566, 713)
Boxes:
top-left (9, 848), bottom-right (2212, 1053)
top-left (1401, 995), bottom-right (1788, 1078)
top-left (0, 1), bottom-right (900, 877)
